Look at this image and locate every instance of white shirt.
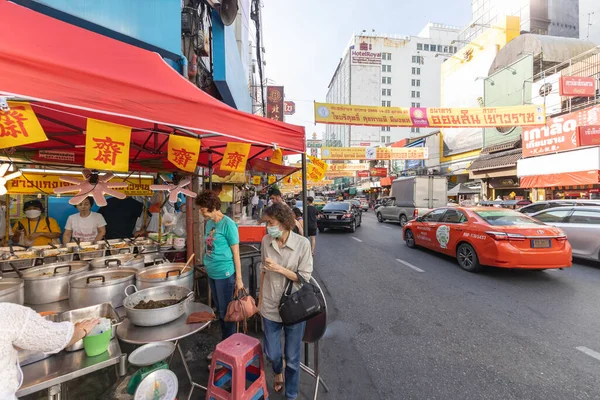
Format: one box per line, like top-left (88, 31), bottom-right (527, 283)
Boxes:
top-left (64, 212), bottom-right (107, 242)
top-left (251, 195), bottom-right (259, 206)
top-left (0, 303), bottom-right (73, 399)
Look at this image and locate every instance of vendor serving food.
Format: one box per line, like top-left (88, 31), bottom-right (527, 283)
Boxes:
top-left (63, 197), bottom-right (107, 244)
top-left (12, 200), bottom-right (61, 247)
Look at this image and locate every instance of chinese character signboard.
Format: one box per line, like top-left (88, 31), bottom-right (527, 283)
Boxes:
top-left (268, 176), bottom-right (276, 185)
top-left (314, 102), bottom-right (545, 128)
top-left (267, 86), bottom-right (284, 122)
top-left (284, 101), bottom-right (296, 115)
top-left (559, 76), bottom-right (596, 97)
top-left (271, 148), bottom-right (282, 165)
top-left (252, 176), bottom-right (261, 185)
top-left (221, 142), bottom-right (251, 172)
top-left (167, 135), bottom-right (200, 172)
top-left (578, 125), bottom-right (600, 146)
top-left (370, 167), bottom-right (387, 177)
top-left (321, 147), bottom-right (428, 160)
top-left (85, 119), bottom-right (131, 172)
top-left (0, 102), bottom-right (48, 149)
top-left (522, 105), bottom-right (600, 158)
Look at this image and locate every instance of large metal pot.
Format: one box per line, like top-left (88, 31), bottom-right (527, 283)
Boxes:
top-left (69, 268), bottom-right (137, 309)
top-left (89, 254), bottom-right (145, 270)
top-left (122, 285), bottom-right (194, 327)
top-left (135, 263), bottom-right (194, 291)
top-left (21, 261), bottom-right (90, 305)
top-left (0, 278), bottom-right (24, 304)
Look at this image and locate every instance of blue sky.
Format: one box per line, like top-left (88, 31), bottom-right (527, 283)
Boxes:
top-left (261, 0), bottom-right (472, 140)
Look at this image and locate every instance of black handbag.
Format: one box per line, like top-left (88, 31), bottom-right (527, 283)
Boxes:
top-left (278, 274), bottom-right (325, 326)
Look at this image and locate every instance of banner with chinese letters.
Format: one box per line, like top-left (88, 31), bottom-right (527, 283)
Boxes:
top-left (271, 148), bottom-right (283, 165)
top-left (321, 147), bottom-right (428, 160)
top-left (167, 135), bottom-right (200, 172)
top-left (314, 102), bottom-right (545, 128)
top-left (85, 119), bottom-right (131, 172)
top-left (0, 102), bottom-right (48, 149)
top-left (221, 142), bottom-right (251, 172)
top-left (267, 86), bottom-right (284, 121)
top-left (268, 175), bottom-right (276, 185)
top-left (252, 176), bottom-right (261, 185)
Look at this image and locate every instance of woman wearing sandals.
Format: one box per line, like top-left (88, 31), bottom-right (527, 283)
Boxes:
top-left (258, 202), bottom-right (313, 399)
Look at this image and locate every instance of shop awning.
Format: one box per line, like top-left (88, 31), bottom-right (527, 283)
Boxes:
top-left (247, 159), bottom-right (299, 176)
top-left (0, 1), bottom-right (305, 171)
top-left (520, 171), bottom-right (600, 188)
top-left (468, 149), bottom-right (522, 172)
top-left (447, 183), bottom-right (480, 196)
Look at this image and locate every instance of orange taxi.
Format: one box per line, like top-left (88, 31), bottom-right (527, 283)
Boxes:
top-left (402, 207), bottom-right (572, 272)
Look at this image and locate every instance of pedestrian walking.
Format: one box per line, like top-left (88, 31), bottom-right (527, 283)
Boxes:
top-left (258, 202), bottom-right (313, 399)
top-left (292, 207), bottom-right (303, 235)
top-left (306, 196), bottom-right (318, 255)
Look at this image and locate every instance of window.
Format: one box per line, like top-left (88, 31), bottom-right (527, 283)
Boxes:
top-left (568, 210), bottom-right (600, 224)
top-left (441, 209), bottom-right (468, 223)
top-left (411, 102), bottom-right (421, 108)
top-left (416, 68), bottom-right (420, 75)
top-left (474, 210), bottom-right (542, 226)
top-left (386, 100), bottom-right (391, 107)
top-left (411, 79), bottom-right (416, 86)
top-left (382, 65), bottom-right (386, 72)
top-left (381, 52), bottom-right (391, 61)
top-left (382, 65), bottom-right (391, 72)
top-left (382, 88), bottom-right (387, 96)
top-left (411, 91), bottom-right (416, 98)
top-left (386, 136), bottom-right (391, 144)
top-left (382, 77), bottom-right (387, 84)
top-left (416, 102), bottom-right (420, 107)
top-left (417, 43), bottom-right (423, 50)
top-left (411, 67), bottom-right (416, 74)
top-left (387, 65), bottom-right (392, 72)
top-left (443, 46), bottom-right (449, 53)
top-left (521, 203), bottom-right (549, 214)
top-left (534, 209), bottom-right (571, 223)
top-left (382, 100), bottom-right (391, 107)
top-left (381, 126), bottom-right (390, 132)
top-left (385, 77), bottom-right (391, 84)
top-left (424, 44), bottom-right (430, 51)
top-left (386, 89), bottom-right (391, 96)
top-left (410, 127), bottom-right (421, 133)
top-left (416, 91), bottom-right (420, 98)
top-left (422, 209), bottom-right (447, 223)
top-left (412, 55), bottom-right (421, 63)
top-left (382, 101), bottom-right (387, 107)
top-left (414, 79), bottom-right (420, 87)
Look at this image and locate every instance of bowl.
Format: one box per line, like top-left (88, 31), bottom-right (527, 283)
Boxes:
top-left (83, 327), bottom-right (112, 357)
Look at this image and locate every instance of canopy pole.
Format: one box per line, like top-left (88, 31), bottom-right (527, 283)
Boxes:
top-left (208, 152), bottom-right (213, 190)
top-left (4, 194), bottom-right (9, 244)
top-left (186, 193), bottom-right (194, 262)
top-left (301, 153), bottom-right (308, 237)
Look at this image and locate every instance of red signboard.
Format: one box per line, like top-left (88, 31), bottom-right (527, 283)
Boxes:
top-left (267, 86), bottom-right (284, 121)
top-left (559, 76), bottom-right (596, 97)
top-left (357, 170), bottom-right (369, 178)
top-left (370, 167), bottom-right (387, 177)
top-left (578, 125), bottom-right (600, 146)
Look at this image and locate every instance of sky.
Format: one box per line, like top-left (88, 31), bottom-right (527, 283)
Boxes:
top-left (261, 0), bottom-right (472, 141)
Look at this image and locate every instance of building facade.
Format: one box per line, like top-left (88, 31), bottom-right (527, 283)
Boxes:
top-left (324, 23), bottom-right (460, 149)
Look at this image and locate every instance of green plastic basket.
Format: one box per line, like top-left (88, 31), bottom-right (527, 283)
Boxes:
top-left (83, 327), bottom-right (112, 357)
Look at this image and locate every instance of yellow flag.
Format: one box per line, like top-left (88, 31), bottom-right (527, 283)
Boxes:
top-left (221, 142), bottom-right (251, 172)
top-left (268, 176), bottom-right (276, 185)
top-left (85, 119), bottom-right (131, 172)
top-left (0, 102), bottom-right (48, 149)
top-left (168, 135), bottom-right (200, 172)
top-left (308, 155), bottom-right (327, 181)
top-left (271, 148), bottom-right (283, 165)
top-left (252, 176), bottom-right (261, 185)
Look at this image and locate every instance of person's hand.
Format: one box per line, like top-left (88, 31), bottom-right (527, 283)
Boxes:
top-left (29, 232), bottom-right (43, 239)
top-left (235, 278), bottom-right (244, 291)
top-left (263, 257), bottom-right (282, 273)
top-left (75, 318), bottom-right (100, 337)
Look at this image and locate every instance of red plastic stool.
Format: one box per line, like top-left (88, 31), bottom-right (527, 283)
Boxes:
top-left (206, 333), bottom-right (269, 400)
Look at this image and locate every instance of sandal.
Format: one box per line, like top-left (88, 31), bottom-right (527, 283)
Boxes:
top-left (273, 373), bottom-right (284, 393)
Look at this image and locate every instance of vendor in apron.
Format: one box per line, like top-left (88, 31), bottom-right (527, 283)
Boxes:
top-left (12, 200), bottom-right (61, 247)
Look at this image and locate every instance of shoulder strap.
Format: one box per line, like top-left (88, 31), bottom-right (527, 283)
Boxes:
top-left (46, 217), bottom-right (52, 233)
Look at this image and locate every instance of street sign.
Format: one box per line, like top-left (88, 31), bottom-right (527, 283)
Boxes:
top-left (307, 140), bottom-right (322, 148)
top-left (284, 101), bottom-right (296, 115)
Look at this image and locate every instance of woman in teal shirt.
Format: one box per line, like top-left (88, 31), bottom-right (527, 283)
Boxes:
top-left (196, 191), bottom-right (243, 341)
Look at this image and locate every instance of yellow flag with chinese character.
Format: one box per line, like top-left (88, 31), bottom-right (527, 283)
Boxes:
top-left (221, 142), bottom-right (251, 173)
top-left (85, 119), bottom-right (131, 172)
top-left (0, 102), bottom-right (48, 149)
top-left (271, 148), bottom-right (283, 165)
top-left (268, 176), bottom-right (276, 185)
top-left (168, 135), bottom-right (200, 172)
top-left (252, 176), bottom-right (261, 185)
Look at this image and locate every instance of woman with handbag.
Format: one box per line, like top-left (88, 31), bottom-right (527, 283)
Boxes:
top-left (258, 202), bottom-right (313, 399)
top-left (196, 191), bottom-right (244, 344)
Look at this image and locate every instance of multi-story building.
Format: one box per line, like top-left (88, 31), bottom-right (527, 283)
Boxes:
top-left (324, 23), bottom-right (460, 148)
top-left (459, 0), bottom-right (579, 44)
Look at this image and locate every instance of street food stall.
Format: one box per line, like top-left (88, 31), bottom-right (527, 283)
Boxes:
top-left (0, 2), bottom-right (310, 398)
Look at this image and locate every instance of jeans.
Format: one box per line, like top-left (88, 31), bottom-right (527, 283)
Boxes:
top-left (262, 317), bottom-right (306, 400)
top-left (209, 275), bottom-right (237, 341)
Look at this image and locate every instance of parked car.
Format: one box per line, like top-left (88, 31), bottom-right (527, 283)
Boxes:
top-left (318, 202), bottom-right (362, 233)
top-left (530, 206), bottom-right (600, 262)
top-left (313, 196), bottom-right (326, 211)
top-left (359, 198), bottom-right (369, 211)
top-left (519, 199), bottom-right (600, 215)
top-left (402, 207), bottom-right (572, 272)
top-left (347, 199), bottom-right (362, 211)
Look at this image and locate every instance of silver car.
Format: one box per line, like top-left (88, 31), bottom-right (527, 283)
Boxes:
top-left (531, 206), bottom-right (600, 262)
top-left (519, 199), bottom-right (600, 215)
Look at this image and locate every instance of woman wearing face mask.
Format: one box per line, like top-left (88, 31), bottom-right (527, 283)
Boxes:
top-left (258, 202), bottom-right (313, 398)
top-left (12, 200), bottom-right (61, 247)
top-left (195, 191), bottom-right (243, 345)
top-left (63, 197), bottom-right (107, 244)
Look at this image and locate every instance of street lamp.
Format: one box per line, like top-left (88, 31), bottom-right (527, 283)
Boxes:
top-left (470, 23), bottom-right (506, 30)
top-left (451, 39), bottom-right (483, 50)
top-left (435, 53), bottom-right (464, 63)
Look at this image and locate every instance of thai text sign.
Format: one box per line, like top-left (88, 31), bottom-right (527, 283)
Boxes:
top-left (0, 102), bottom-right (48, 149)
top-left (314, 102), bottom-right (545, 128)
top-left (559, 76), bottom-right (596, 97)
top-left (328, 163), bottom-right (369, 171)
top-left (167, 135), bottom-right (200, 172)
top-left (85, 119), bottom-right (131, 172)
top-left (8, 173), bottom-right (152, 195)
top-left (522, 105), bottom-right (600, 158)
top-left (267, 86), bottom-right (284, 122)
top-left (357, 170), bottom-right (369, 178)
top-left (284, 101), bottom-right (296, 115)
top-left (325, 171), bottom-right (356, 178)
top-left (579, 126), bottom-right (600, 146)
top-left (370, 168), bottom-right (387, 177)
top-left (221, 142), bottom-right (251, 173)
top-left (306, 140), bottom-right (322, 148)
top-left (321, 147), bottom-right (428, 160)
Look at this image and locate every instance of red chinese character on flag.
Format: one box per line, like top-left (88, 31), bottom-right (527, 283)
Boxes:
top-left (225, 152), bottom-right (245, 170)
top-left (171, 148), bottom-right (195, 169)
top-left (93, 137), bottom-right (125, 166)
top-left (0, 107), bottom-right (29, 138)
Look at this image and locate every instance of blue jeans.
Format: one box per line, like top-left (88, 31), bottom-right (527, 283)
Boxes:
top-left (262, 317), bottom-right (306, 400)
top-left (209, 275), bottom-right (237, 341)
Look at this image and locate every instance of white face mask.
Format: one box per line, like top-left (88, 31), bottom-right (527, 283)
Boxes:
top-left (25, 210), bottom-right (42, 219)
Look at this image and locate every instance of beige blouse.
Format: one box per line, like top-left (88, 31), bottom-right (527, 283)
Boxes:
top-left (260, 231), bottom-right (313, 322)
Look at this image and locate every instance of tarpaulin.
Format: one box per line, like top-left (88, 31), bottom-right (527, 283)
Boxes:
top-left (0, 1), bottom-right (305, 171)
top-left (519, 170), bottom-right (600, 188)
top-left (247, 159), bottom-right (299, 176)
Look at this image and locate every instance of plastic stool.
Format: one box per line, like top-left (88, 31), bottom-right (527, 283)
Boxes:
top-left (206, 333), bottom-right (269, 400)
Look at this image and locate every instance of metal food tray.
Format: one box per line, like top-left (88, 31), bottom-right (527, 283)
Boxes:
top-left (42, 252), bottom-right (75, 264)
top-left (0, 252), bottom-right (39, 272)
top-left (60, 302), bottom-right (122, 351)
top-left (75, 249), bottom-right (106, 261)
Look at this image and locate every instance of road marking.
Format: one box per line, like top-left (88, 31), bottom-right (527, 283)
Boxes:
top-left (381, 226), bottom-right (392, 229)
top-left (576, 346), bottom-right (600, 361)
top-left (396, 259), bottom-right (425, 273)
top-left (351, 237), bottom-right (363, 242)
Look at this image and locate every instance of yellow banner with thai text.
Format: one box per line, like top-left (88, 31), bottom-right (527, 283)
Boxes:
top-left (85, 119), bottom-right (131, 172)
top-left (321, 147), bottom-right (428, 160)
top-left (0, 102), bottom-right (48, 149)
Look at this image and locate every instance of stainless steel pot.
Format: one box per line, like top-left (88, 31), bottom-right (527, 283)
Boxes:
top-left (0, 250), bottom-right (39, 273)
top-left (89, 254), bottom-right (145, 270)
top-left (122, 285), bottom-right (194, 327)
top-left (135, 263), bottom-right (194, 291)
top-left (0, 278), bottom-right (24, 304)
top-left (60, 302), bottom-right (122, 351)
top-left (21, 261), bottom-right (90, 305)
top-left (69, 268), bottom-right (137, 309)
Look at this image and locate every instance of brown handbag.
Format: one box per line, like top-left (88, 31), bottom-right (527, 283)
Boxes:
top-left (224, 288), bottom-right (259, 333)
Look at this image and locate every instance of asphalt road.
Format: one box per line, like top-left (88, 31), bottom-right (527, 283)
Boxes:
top-left (312, 210), bottom-right (600, 400)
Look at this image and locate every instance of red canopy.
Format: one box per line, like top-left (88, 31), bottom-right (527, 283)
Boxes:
top-left (0, 1), bottom-right (305, 171)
